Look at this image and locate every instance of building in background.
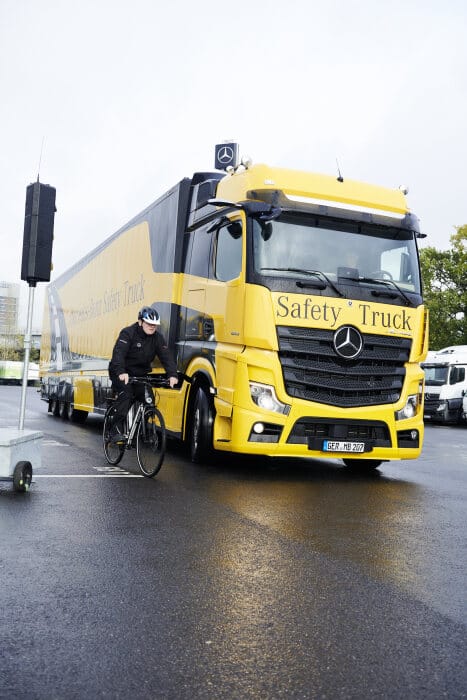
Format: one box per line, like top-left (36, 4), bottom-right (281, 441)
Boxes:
top-left (0, 281), bottom-right (20, 334)
top-left (0, 281), bottom-right (41, 354)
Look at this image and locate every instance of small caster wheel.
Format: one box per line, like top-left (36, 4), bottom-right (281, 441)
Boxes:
top-left (13, 461), bottom-right (33, 493)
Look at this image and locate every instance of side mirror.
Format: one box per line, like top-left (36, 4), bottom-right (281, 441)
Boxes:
top-left (261, 222), bottom-right (273, 241)
top-left (227, 221), bottom-right (242, 239)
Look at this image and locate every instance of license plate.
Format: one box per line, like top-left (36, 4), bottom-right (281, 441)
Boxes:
top-left (322, 440), bottom-right (365, 453)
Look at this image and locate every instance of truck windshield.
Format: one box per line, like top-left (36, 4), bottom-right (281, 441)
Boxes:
top-left (423, 365), bottom-right (449, 385)
top-left (252, 214), bottom-right (421, 294)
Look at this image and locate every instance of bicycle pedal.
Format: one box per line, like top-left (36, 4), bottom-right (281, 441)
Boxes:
top-left (110, 433), bottom-right (128, 445)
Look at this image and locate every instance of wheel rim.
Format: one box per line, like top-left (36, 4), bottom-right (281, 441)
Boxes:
top-left (22, 465), bottom-right (32, 490)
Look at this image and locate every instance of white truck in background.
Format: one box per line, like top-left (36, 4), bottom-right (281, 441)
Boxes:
top-left (0, 360), bottom-right (39, 386)
top-left (421, 346), bottom-right (467, 424)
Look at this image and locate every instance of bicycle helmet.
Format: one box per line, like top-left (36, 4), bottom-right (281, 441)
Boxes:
top-left (138, 306), bottom-right (160, 326)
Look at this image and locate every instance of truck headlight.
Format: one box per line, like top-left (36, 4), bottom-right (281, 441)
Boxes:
top-left (249, 382), bottom-right (290, 415)
top-left (395, 394), bottom-right (419, 421)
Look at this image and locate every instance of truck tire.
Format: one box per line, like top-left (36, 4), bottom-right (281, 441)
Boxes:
top-left (190, 387), bottom-right (214, 463)
top-left (66, 401), bottom-right (88, 423)
top-left (49, 398), bottom-right (60, 417)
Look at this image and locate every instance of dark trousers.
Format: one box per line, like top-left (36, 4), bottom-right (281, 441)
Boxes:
top-left (109, 375), bottom-right (147, 432)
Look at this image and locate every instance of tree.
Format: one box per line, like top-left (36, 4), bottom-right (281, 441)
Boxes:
top-left (0, 333), bottom-right (23, 361)
top-left (419, 225), bottom-right (467, 350)
top-left (0, 335), bottom-right (40, 362)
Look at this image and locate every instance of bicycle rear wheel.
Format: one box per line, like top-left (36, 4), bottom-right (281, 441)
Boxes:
top-left (136, 406), bottom-right (166, 477)
top-left (103, 407), bottom-right (125, 465)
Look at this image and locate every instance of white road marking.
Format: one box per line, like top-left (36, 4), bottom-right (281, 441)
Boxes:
top-left (42, 440), bottom-right (70, 446)
top-left (34, 474), bottom-right (143, 478)
top-left (33, 464), bottom-right (144, 477)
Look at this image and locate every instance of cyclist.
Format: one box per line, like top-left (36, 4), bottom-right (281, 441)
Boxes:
top-left (108, 306), bottom-right (178, 441)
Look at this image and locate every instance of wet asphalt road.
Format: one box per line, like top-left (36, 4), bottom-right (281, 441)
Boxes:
top-left (0, 386), bottom-right (466, 699)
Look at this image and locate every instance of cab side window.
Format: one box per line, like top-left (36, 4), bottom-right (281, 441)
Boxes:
top-left (450, 367), bottom-right (465, 385)
top-left (185, 224), bottom-right (212, 277)
top-left (214, 220), bottom-right (243, 282)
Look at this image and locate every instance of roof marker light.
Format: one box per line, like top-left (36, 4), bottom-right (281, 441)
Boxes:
top-left (285, 194), bottom-right (406, 220)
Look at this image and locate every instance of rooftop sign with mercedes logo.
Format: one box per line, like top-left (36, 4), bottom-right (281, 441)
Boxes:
top-left (215, 142), bottom-right (239, 171)
top-left (333, 325), bottom-right (364, 360)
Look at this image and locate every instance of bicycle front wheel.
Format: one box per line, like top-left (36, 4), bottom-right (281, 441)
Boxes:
top-left (136, 407), bottom-right (166, 477)
top-left (103, 407), bottom-right (125, 465)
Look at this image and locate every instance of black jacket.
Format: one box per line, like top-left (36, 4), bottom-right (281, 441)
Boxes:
top-left (108, 322), bottom-right (177, 378)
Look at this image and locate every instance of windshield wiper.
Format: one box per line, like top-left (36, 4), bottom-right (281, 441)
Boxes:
top-left (350, 276), bottom-right (413, 305)
top-left (260, 268), bottom-right (345, 297)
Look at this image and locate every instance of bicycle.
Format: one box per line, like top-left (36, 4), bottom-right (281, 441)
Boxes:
top-left (102, 376), bottom-right (168, 477)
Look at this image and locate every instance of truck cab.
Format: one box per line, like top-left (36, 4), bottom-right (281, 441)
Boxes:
top-left (422, 346), bottom-right (467, 424)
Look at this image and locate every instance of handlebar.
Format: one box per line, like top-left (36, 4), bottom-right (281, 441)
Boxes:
top-left (127, 373), bottom-right (192, 389)
top-left (128, 375), bottom-right (174, 388)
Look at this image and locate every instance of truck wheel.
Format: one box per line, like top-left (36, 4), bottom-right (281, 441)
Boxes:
top-left (13, 461), bottom-right (32, 492)
top-left (190, 387), bottom-right (214, 463)
top-left (50, 398), bottom-right (60, 416)
top-left (342, 458), bottom-right (382, 472)
top-left (66, 402), bottom-right (88, 423)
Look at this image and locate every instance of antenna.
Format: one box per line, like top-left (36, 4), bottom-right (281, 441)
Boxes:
top-left (336, 158), bottom-right (344, 183)
top-left (37, 136), bottom-right (45, 181)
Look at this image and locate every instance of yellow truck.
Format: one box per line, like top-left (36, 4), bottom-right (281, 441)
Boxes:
top-left (40, 150), bottom-right (428, 471)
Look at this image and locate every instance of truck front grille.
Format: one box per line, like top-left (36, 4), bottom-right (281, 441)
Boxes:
top-left (277, 326), bottom-right (411, 408)
top-left (287, 418), bottom-right (391, 446)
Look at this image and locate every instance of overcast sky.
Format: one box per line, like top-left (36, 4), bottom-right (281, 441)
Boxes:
top-left (1, 0), bottom-right (466, 326)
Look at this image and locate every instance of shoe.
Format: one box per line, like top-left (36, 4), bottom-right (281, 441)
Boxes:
top-left (109, 428), bottom-right (128, 444)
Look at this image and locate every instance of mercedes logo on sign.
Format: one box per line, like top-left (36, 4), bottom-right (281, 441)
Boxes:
top-left (214, 142), bottom-right (239, 170)
top-left (218, 146), bottom-right (234, 163)
top-left (333, 326), bottom-right (364, 360)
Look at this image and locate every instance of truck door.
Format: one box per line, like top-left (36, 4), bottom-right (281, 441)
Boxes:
top-left (179, 216), bottom-right (245, 383)
top-left (205, 216), bottom-right (245, 345)
top-left (204, 216), bottom-right (245, 414)
top-left (179, 222), bottom-right (213, 365)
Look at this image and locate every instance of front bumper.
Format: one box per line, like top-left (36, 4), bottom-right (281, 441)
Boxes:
top-left (214, 402), bottom-right (424, 460)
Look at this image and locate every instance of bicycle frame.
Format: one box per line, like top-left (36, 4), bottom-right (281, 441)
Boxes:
top-left (125, 401), bottom-right (145, 447)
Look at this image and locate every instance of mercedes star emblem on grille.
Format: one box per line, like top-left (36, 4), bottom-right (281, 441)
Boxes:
top-left (333, 326), bottom-right (364, 359)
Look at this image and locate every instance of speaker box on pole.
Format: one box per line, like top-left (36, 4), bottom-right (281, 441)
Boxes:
top-left (21, 181), bottom-right (56, 284)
